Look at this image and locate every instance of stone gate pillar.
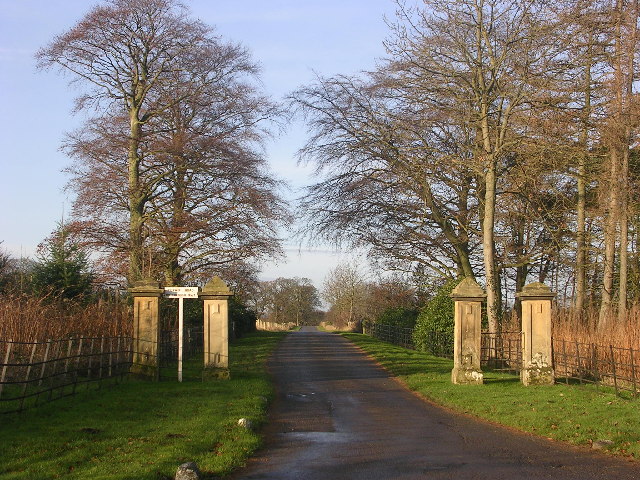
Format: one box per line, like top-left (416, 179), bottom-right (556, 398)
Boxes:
top-left (517, 282), bottom-right (555, 386)
top-left (450, 278), bottom-right (486, 385)
top-left (200, 277), bottom-right (233, 380)
top-left (129, 279), bottom-right (163, 380)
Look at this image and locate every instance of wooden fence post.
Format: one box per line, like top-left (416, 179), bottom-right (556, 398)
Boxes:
top-left (64, 338), bottom-right (73, 386)
top-left (72, 338), bottom-right (83, 394)
top-left (562, 340), bottom-right (568, 385)
top-left (38, 339), bottom-right (52, 398)
top-left (630, 347), bottom-right (637, 397)
top-left (0, 340), bottom-right (13, 399)
top-left (115, 336), bottom-right (121, 380)
top-left (87, 338), bottom-right (94, 384)
top-left (99, 336), bottom-right (105, 381)
top-left (20, 342), bottom-right (38, 411)
top-left (108, 337), bottom-right (113, 378)
top-left (609, 345), bottom-right (618, 395)
top-left (593, 344), bottom-right (599, 390)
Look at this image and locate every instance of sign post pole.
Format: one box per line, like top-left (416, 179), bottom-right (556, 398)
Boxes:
top-left (178, 296), bottom-right (184, 382)
top-left (163, 286), bottom-right (199, 382)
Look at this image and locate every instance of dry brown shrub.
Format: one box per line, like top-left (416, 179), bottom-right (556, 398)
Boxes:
top-left (499, 305), bottom-right (640, 350)
top-left (0, 294), bottom-right (131, 342)
top-left (552, 304), bottom-right (640, 351)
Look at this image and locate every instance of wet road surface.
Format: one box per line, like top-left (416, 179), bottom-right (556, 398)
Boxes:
top-left (227, 327), bottom-right (639, 479)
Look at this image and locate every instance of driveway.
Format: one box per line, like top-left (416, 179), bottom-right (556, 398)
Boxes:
top-left (228, 327), bottom-right (639, 479)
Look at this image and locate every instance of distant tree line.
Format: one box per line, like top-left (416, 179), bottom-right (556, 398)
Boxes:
top-left (319, 263), bottom-right (421, 330)
top-left (248, 277), bottom-right (323, 326)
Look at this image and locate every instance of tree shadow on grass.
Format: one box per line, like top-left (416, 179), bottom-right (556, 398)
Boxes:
top-left (482, 371), bottom-right (520, 385)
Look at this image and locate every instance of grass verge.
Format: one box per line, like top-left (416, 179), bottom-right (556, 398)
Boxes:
top-left (343, 333), bottom-right (640, 460)
top-left (0, 330), bottom-right (286, 480)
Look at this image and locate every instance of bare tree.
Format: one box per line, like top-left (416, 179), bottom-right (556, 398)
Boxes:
top-left (292, 73), bottom-right (480, 281)
top-left (260, 278), bottom-right (322, 326)
top-left (140, 68), bottom-right (287, 285)
top-left (383, 0), bottom-right (568, 331)
top-left (598, 0), bottom-right (639, 326)
top-left (37, 0), bottom-right (248, 283)
top-left (322, 263), bottom-right (370, 328)
top-left (293, 1), bottom-right (578, 334)
top-left (569, 1), bottom-right (609, 315)
top-left (40, 0), bottom-right (288, 285)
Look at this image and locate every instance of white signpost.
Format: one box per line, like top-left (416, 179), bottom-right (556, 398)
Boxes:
top-left (164, 287), bottom-right (199, 382)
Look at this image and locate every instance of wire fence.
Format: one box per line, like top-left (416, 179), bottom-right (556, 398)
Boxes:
top-left (481, 331), bottom-right (522, 374)
top-left (367, 323), bottom-right (415, 349)
top-left (0, 336), bottom-right (132, 414)
top-left (367, 322), bottom-right (455, 357)
top-left (159, 326), bottom-right (204, 364)
top-left (0, 326), bottom-right (209, 413)
top-left (367, 322), bottom-right (640, 398)
top-left (553, 338), bottom-right (639, 397)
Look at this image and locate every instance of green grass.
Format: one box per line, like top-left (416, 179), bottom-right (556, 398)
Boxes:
top-left (344, 333), bottom-right (640, 460)
top-left (0, 331), bottom-right (286, 480)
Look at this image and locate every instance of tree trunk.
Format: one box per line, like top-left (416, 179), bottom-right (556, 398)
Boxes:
top-left (128, 109), bottom-right (145, 284)
top-left (575, 153), bottom-right (587, 316)
top-left (618, 0), bottom-right (638, 322)
top-left (575, 41), bottom-right (592, 317)
top-left (508, 213), bottom-right (527, 321)
top-left (483, 163), bottom-right (499, 333)
top-left (599, 149), bottom-right (619, 329)
top-left (618, 145), bottom-right (629, 323)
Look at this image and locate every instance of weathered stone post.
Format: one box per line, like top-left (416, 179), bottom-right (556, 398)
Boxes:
top-left (517, 282), bottom-right (555, 386)
top-left (129, 279), bottom-right (164, 380)
top-left (200, 276), bottom-right (233, 380)
top-left (450, 278), bottom-right (486, 385)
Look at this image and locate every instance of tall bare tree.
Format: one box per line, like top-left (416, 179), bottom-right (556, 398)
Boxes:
top-left (292, 73), bottom-right (480, 281)
top-left (598, 0), bottom-right (639, 326)
top-left (38, 0), bottom-right (240, 283)
top-left (322, 263), bottom-right (370, 328)
top-left (138, 62), bottom-right (287, 285)
top-left (377, 0), bottom-right (566, 331)
top-left (39, 0), bottom-right (288, 285)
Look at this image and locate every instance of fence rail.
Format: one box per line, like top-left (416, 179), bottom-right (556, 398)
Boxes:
top-left (0, 336), bottom-right (132, 414)
top-left (368, 322), bottom-right (640, 397)
top-left (368, 323), bottom-right (415, 349)
top-left (481, 331), bottom-right (522, 373)
top-left (0, 326), bottom-right (209, 413)
top-left (553, 339), bottom-right (639, 397)
top-left (367, 322), bottom-right (454, 357)
top-left (159, 326), bottom-right (204, 363)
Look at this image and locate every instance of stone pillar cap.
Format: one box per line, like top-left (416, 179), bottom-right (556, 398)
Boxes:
top-left (129, 278), bottom-right (163, 296)
top-left (450, 277), bottom-right (486, 300)
top-left (516, 282), bottom-right (556, 299)
top-left (201, 276), bottom-right (233, 297)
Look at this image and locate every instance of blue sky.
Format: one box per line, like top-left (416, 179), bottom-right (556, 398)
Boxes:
top-left (0, 0), bottom-right (399, 287)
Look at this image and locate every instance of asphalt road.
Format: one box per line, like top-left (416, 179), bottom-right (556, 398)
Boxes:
top-left (227, 327), bottom-right (639, 479)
